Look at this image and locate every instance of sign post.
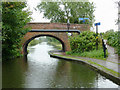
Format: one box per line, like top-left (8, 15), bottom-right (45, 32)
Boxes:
top-left (94, 22), bottom-right (101, 50)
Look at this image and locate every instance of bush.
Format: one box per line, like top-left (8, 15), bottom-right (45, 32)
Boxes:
top-left (69, 31), bottom-right (101, 53)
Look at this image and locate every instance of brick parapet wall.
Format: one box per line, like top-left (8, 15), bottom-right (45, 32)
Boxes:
top-left (25, 22), bottom-right (90, 32)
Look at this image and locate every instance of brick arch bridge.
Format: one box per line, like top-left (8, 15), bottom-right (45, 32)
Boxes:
top-left (22, 29), bottom-right (80, 55)
top-left (22, 23), bottom-right (89, 55)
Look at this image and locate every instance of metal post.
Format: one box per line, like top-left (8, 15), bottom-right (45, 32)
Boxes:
top-left (67, 19), bottom-right (70, 31)
top-left (95, 22), bottom-right (100, 50)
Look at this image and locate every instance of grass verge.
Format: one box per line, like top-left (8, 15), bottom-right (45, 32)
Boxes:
top-left (66, 49), bottom-right (108, 60)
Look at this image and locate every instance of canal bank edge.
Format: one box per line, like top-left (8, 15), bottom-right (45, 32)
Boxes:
top-left (48, 51), bottom-right (120, 86)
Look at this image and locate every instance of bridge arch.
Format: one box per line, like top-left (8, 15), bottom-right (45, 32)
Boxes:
top-left (22, 31), bottom-right (72, 55)
top-left (23, 34), bottom-right (65, 55)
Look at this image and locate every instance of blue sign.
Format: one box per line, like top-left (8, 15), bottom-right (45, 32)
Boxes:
top-left (79, 18), bottom-right (84, 21)
top-left (84, 18), bottom-right (89, 20)
top-left (79, 18), bottom-right (89, 21)
top-left (83, 20), bottom-right (85, 23)
top-left (95, 22), bottom-right (101, 26)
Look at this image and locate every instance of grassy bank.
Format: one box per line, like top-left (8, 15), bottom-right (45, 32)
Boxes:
top-left (47, 42), bottom-right (62, 50)
top-left (29, 39), bottom-right (41, 46)
top-left (66, 49), bottom-right (108, 60)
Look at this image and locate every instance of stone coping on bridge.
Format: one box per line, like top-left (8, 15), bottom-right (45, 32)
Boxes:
top-left (28, 22), bottom-right (88, 25)
top-left (29, 29), bottom-right (81, 33)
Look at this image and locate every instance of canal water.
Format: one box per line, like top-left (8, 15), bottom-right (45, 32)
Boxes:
top-left (2, 42), bottom-right (119, 88)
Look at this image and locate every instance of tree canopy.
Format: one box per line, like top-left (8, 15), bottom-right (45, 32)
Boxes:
top-left (2, 2), bottom-right (31, 59)
top-left (37, 1), bottom-right (95, 25)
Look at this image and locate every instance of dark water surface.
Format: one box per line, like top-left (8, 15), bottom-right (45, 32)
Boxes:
top-left (2, 42), bottom-right (119, 88)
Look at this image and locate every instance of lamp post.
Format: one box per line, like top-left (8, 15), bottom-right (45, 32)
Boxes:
top-left (67, 19), bottom-right (70, 31)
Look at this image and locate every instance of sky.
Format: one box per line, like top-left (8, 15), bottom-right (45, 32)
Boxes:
top-left (26, 0), bottom-right (118, 33)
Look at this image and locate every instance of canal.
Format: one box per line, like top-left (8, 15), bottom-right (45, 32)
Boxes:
top-left (2, 41), bottom-right (119, 88)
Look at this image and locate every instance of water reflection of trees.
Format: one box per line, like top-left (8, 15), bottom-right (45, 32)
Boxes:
top-left (2, 57), bottom-right (28, 88)
top-left (50, 60), bottom-right (97, 88)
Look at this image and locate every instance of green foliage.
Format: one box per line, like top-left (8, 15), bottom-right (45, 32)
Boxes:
top-left (118, 31), bottom-right (120, 55)
top-left (37, 1), bottom-right (95, 26)
top-left (69, 31), bottom-right (100, 53)
top-left (104, 30), bottom-right (118, 47)
top-left (67, 31), bottom-right (106, 59)
top-left (2, 2), bottom-right (31, 60)
top-left (48, 41), bottom-right (62, 50)
top-left (103, 30), bottom-right (120, 55)
top-left (103, 29), bottom-right (114, 39)
top-left (46, 36), bottom-right (61, 44)
top-left (46, 37), bottom-right (62, 50)
top-left (28, 39), bottom-right (41, 46)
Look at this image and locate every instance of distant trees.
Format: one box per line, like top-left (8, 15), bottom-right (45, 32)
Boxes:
top-left (103, 30), bottom-right (120, 55)
top-left (37, 1), bottom-right (95, 26)
top-left (46, 37), bottom-right (61, 44)
top-left (28, 39), bottom-right (41, 46)
top-left (2, 2), bottom-right (31, 59)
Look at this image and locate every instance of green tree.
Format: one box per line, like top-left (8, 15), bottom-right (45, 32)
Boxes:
top-left (103, 30), bottom-right (120, 55)
top-left (37, 1), bottom-right (95, 25)
top-left (2, 2), bottom-right (31, 60)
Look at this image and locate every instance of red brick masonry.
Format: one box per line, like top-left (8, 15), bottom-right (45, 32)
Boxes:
top-left (25, 22), bottom-right (90, 31)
